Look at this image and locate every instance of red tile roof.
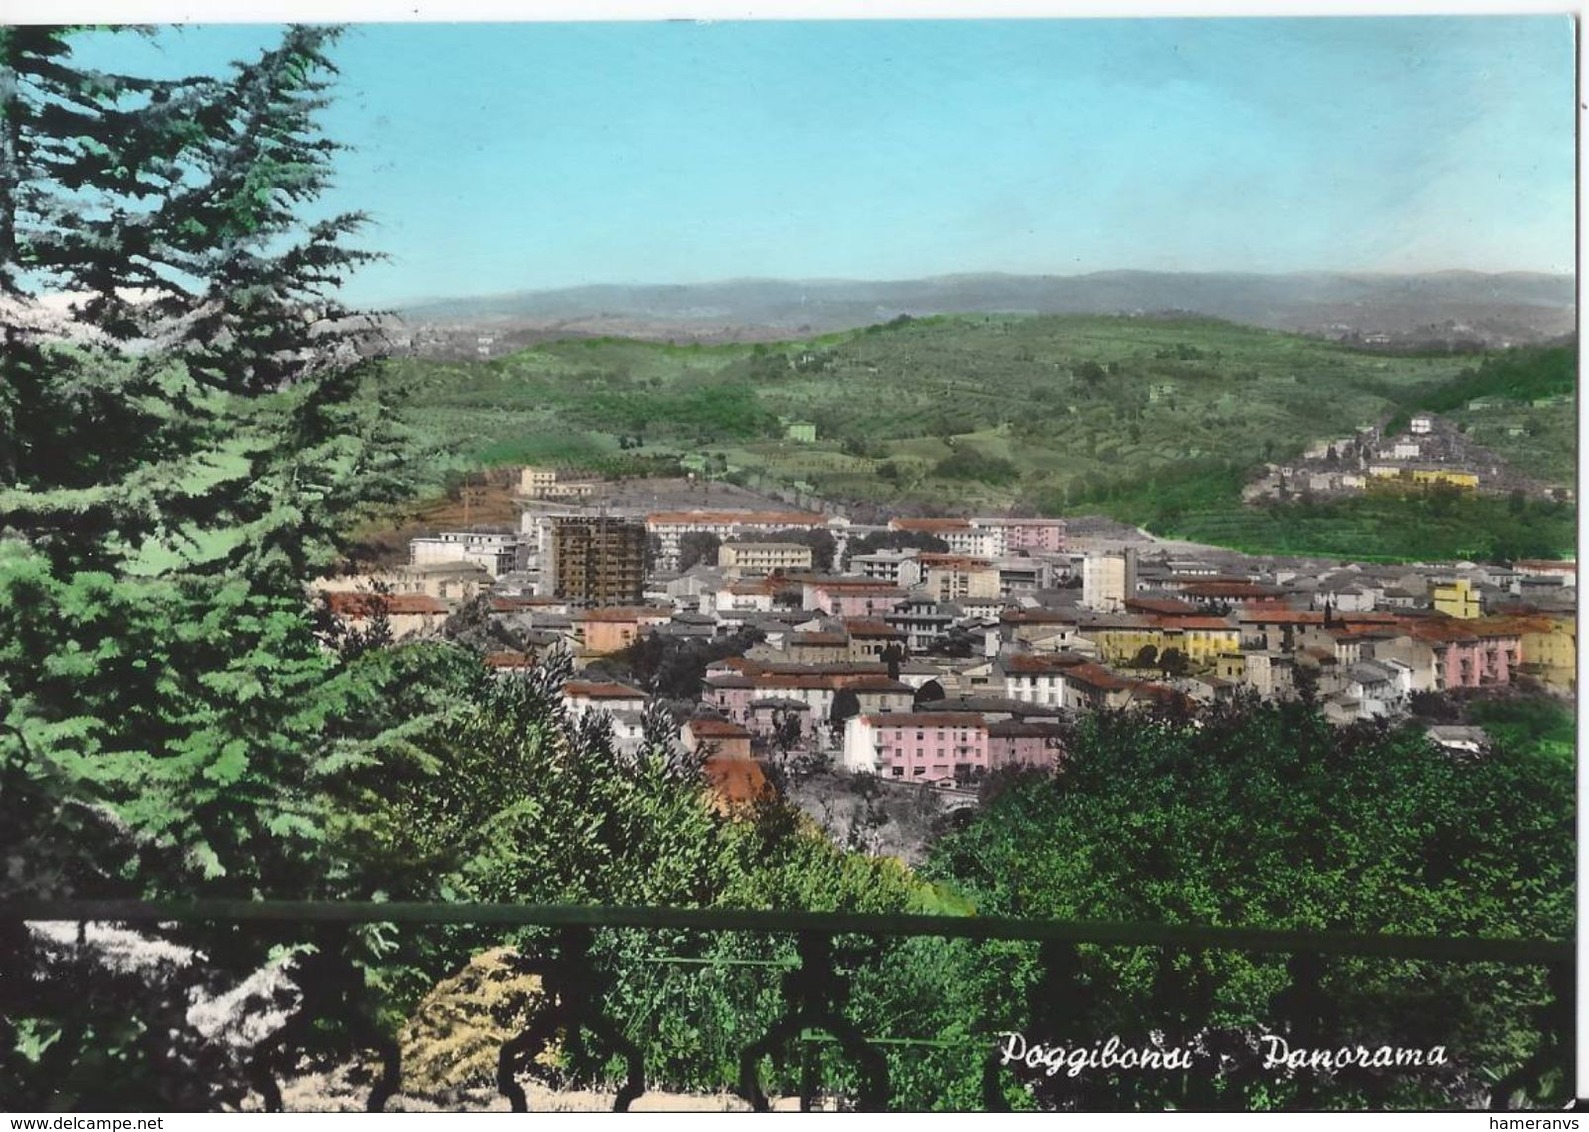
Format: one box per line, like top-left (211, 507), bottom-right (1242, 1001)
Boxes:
top-left (889, 518), bottom-right (973, 532)
top-left (841, 618), bottom-right (904, 637)
top-left (648, 510), bottom-right (826, 526)
top-left (484, 651), bottom-right (536, 668)
top-left (791, 632), bottom-right (849, 646)
top-left (322, 591), bottom-right (447, 616)
top-left (1125, 597), bottom-right (1202, 616)
top-left (564, 680), bottom-right (647, 699)
top-left (1064, 663), bottom-right (1139, 692)
top-left (1153, 617), bottom-right (1238, 631)
top-left (687, 717), bottom-right (754, 739)
top-left (861, 712), bottom-right (990, 729)
top-left (702, 756), bottom-right (771, 805)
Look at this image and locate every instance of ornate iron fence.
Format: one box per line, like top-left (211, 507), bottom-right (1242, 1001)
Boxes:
top-left (0, 900), bottom-right (1572, 1112)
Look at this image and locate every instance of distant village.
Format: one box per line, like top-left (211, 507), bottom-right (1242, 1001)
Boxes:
top-left (1244, 411), bottom-right (1573, 504)
top-left (316, 462), bottom-right (1576, 818)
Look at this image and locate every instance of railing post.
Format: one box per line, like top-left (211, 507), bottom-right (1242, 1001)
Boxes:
top-left (983, 939), bottom-right (1089, 1111)
top-left (495, 926), bottom-right (646, 1112)
top-left (736, 930), bottom-right (889, 1112)
top-left (1488, 958), bottom-right (1576, 1110)
top-left (248, 924), bottom-right (401, 1113)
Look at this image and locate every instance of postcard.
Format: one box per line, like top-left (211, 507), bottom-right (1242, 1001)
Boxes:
top-left (0, 10), bottom-right (1576, 1115)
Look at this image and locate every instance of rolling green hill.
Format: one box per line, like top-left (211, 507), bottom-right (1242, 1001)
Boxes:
top-left (384, 315), bottom-right (1575, 560)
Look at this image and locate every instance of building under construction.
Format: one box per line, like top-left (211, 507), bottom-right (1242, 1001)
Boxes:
top-left (545, 515), bottom-right (648, 606)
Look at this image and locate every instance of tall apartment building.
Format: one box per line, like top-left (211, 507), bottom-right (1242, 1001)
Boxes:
top-left (1082, 548), bottom-right (1139, 613)
top-left (546, 516), bottom-right (647, 606)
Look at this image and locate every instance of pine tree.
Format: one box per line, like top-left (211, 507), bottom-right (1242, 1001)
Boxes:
top-left (0, 24), bottom-right (411, 899)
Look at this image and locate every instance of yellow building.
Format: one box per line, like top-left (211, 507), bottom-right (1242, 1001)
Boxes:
top-left (1085, 618), bottom-right (1237, 669)
top-left (1412, 469), bottom-right (1480, 491)
top-left (1085, 621), bottom-right (1161, 666)
top-left (1164, 620), bottom-right (1243, 666)
top-left (1432, 578), bottom-right (1481, 620)
top-left (1517, 614), bottom-right (1576, 693)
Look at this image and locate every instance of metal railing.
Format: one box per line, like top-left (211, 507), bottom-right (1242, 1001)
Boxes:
top-left (0, 900), bottom-right (1572, 1113)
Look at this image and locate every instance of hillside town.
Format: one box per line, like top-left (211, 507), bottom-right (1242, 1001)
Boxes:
top-left (1244, 412), bottom-right (1573, 504)
top-left (314, 463), bottom-right (1576, 824)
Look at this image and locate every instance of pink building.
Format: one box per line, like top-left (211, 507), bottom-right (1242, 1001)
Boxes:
top-left (1410, 619), bottom-right (1521, 690)
top-left (804, 580), bottom-right (908, 618)
top-left (842, 712), bottom-right (988, 783)
top-left (704, 674), bottom-right (757, 723)
top-left (978, 517), bottom-right (1067, 554)
top-left (986, 720), bottom-right (1065, 771)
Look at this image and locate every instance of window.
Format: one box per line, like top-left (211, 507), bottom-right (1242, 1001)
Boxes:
top-left (892, 766), bottom-right (904, 777)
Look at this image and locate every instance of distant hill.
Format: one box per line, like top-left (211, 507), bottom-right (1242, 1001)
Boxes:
top-left (398, 270), bottom-right (1574, 349)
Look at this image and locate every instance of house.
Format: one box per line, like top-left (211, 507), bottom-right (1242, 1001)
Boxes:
top-left (784, 631), bottom-right (851, 665)
top-left (563, 680), bottom-right (648, 720)
top-left (801, 578), bottom-right (908, 619)
top-left (974, 517), bottom-right (1067, 556)
top-left (985, 720), bottom-right (1065, 772)
top-left (1060, 663), bottom-right (1143, 712)
top-left (484, 650), bottom-right (538, 676)
top-left (996, 557), bottom-right (1054, 597)
top-left (410, 530), bottom-right (521, 578)
top-left (1432, 578), bottom-right (1481, 620)
top-left (718, 541), bottom-right (814, 577)
top-left (1242, 652), bottom-right (1297, 700)
top-left (1081, 614), bottom-right (1161, 667)
top-left (573, 607), bottom-right (673, 654)
top-left (845, 675), bottom-right (917, 717)
top-left (646, 510), bottom-right (828, 570)
top-left (1082, 550), bottom-right (1138, 612)
top-left (320, 591), bottom-right (448, 640)
top-left (886, 597), bottom-right (961, 653)
top-left (841, 619), bottom-right (907, 661)
top-left (1409, 415), bottom-right (1434, 435)
top-left (887, 517), bottom-right (996, 557)
top-left (682, 716), bottom-right (755, 761)
top-left (1502, 610), bottom-right (1576, 692)
top-left (850, 549), bottom-right (924, 588)
top-left (1425, 725), bottom-right (1489, 756)
top-left (841, 712), bottom-right (989, 783)
top-left (998, 652), bottom-right (1086, 708)
top-left (1156, 617), bottom-right (1242, 667)
top-left (1404, 618), bottom-right (1522, 690)
top-left (1410, 468), bottom-right (1479, 491)
top-left (1514, 560), bottom-right (1577, 589)
top-left (920, 554), bottom-right (1001, 603)
top-left (1000, 608), bottom-right (1084, 648)
top-left (1340, 660), bottom-right (1407, 719)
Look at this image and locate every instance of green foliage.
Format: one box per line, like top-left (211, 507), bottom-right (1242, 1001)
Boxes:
top-left (589, 627), bottom-right (765, 701)
top-left (932, 445), bottom-right (1020, 486)
top-left (915, 700), bottom-right (1572, 1109)
top-left (1466, 698), bottom-right (1575, 765)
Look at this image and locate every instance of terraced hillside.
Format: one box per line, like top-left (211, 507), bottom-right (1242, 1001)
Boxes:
top-left (384, 315), bottom-right (1574, 560)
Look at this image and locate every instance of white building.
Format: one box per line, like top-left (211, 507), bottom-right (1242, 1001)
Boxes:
top-left (1082, 549), bottom-right (1138, 613)
top-left (410, 531), bottom-right (519, 578)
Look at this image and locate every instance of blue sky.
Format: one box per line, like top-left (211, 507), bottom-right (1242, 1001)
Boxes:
top-left (73, 17), bottom-right (1576, 305)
